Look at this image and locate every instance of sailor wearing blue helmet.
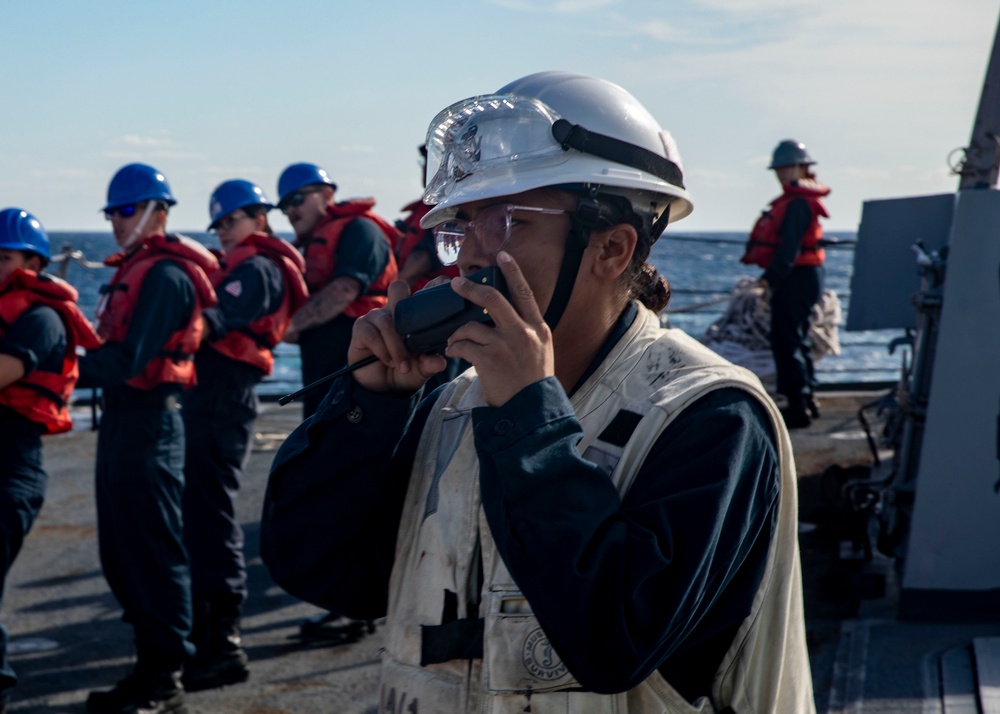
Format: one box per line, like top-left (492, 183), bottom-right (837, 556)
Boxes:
top-left (274, 162), bottom-right (398, 420)
top-left (0, 209), bottom-right (100, 711)
top-left (180, 179), bottom-right (307, 692)
top-left (82, 163), bottom-right (219, 713)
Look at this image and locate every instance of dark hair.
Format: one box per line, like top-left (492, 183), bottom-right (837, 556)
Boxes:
top-left (594, 193), bottom-right (671, 313)
top-left (244, 204), bottom-right (275, 236)
top-left (18, 249), bottom-right (48, 270)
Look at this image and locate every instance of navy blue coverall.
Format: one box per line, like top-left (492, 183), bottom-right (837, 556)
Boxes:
top-left (298, 217), bottom-right (392, 419)
top-left (262, 304), bottom-right (781, 703)
top-left (78, 260), bottom-right (196, 672)
top-left (0, 306), bottom-right (65, 697)
top-left (182, 255), bottom-right (285, 617)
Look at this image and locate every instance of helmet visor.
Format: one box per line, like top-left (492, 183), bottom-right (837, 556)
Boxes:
top-left (424, 94), bottom-right (569, 208)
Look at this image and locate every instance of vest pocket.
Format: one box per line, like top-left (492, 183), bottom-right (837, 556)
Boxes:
top-left (483, 589), bottom-right (580, 694)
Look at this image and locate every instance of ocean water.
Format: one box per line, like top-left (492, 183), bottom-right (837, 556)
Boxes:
top-left (51, 230), bottom-right (901, 399)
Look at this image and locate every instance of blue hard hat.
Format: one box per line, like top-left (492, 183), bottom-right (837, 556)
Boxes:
top-left (102, 163), bottom-right (177, 212)
top-left (0, 208), bottom-right (50, 260)
top-left (768, 139), bottom-right (815, 169)
top-left (208, 179), bottom-right (273, 230)
top-left (276, 163), bottom-right (337, 205)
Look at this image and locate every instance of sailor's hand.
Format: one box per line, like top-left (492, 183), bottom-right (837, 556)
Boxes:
top-left (349, 280), bottom-right (447, 393)
top-left (445, 251), bottom-right (553, 406)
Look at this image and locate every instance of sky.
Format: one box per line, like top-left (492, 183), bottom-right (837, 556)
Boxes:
top-left (0, 0), bottom-right (997, 235)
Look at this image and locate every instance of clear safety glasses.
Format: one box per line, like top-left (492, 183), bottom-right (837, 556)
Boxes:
top-left (212, 212), bottom-right (251, 233)
top-left (424, 94), bottom-right (569, 205)
top-left (432, 203), bottom-right (570, 265)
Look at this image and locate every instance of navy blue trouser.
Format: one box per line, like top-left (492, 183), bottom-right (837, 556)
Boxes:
top-left (299, 315), bottom-right (355, 420)
top-left (182, 361), bottom-right (258, 609)
top-left (0, 411), bottom-right (46, 695)
top-left (95, 387), bottom-right (192, 666)
top-left (770, 265), bottom-right (824, 399)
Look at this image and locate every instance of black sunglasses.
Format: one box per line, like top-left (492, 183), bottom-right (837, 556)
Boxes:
top-left (278, 187), bottom-right (324, 213)
top-left (104, 204), bottom-right (138, 220)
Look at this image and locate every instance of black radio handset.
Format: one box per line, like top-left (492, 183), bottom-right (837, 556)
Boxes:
top-left (393, 266), bottom-right (509, 355)
top-left (279, 266), bottom-right (508, 406)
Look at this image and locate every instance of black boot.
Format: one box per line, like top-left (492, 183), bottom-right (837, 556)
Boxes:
top-left (297, 611), bottom-right (375, 644)
top-left (780, 395), bottom-right (812, 430)
top-left (182, 602), bottom-right (249, 692)
top-left (806, 394), bottom-right (821, 419)
top-left (86, 663), bottom-right (186, 714)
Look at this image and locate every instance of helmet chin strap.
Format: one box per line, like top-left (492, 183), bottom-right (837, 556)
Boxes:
top-left (542, 198), bottom-right (602, 331)
top-left (122, 201), bottom-right (159, 251)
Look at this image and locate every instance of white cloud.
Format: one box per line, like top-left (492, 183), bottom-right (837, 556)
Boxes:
top-left (635, 19), bottom-right (688, 43)
top-left (554, 0), bottom-right (617, 11)
top-left (102, 149), bottom-right (207, 162)
top-left (687, 167), bottom-right (754, 188)
top-left (116, 134), bottom-right (174, 148)
top-left (487, 0), bottom-right (617, 12)
top-left (842, 166), bottom-right (893, 181)
top-left (26, 168), bottom-right (96, 180)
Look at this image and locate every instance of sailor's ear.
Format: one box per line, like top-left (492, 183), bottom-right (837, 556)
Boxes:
top-left (591, 223), bottom-right (637, 281)
top-left (23, 253), bottom-right (44, 272)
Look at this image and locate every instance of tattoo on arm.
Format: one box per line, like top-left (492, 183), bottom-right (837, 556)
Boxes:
top-left (291, 276), bottom-right (362, 333)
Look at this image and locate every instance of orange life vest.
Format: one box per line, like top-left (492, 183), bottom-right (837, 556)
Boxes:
top-left (0, 269), bottom-right (103, 434)
top-left (298, 199), bottom-right (399, 317)
top-left (395, 200), bottom-right (459, 292)
top-left (96, 234), bottom-right (218, 390)
top-left (741, 181), bottom-right (830, 269)
top-left (208, 232), bottom-right (309, 375)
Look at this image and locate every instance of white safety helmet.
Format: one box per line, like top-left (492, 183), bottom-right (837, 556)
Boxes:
top-left (421, 71), bottom-right (693, 235)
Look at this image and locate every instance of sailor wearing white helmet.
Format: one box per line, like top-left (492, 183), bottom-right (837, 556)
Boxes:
top-left (262, 72), bottom-right (814, 713)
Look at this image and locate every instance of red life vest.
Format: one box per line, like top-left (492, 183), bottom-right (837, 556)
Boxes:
top-left (208, 232), bottom-right (309, 375)
top-left (298, 199), bottom-right (399, 317)
top-left (0, 269), bottom-right (103, 434)
top-left (395, 200), bottom-right (459, 292)
top-left (96, 234), bottom-right (219, 390)
top-left (741, 181), bottom-right (830, 269)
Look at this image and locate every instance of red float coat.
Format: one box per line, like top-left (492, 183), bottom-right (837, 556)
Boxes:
top-left (741, 181), bottom-right (830, 269)
top-left (396, 200), bottom-right (459, 292)
top-left (96, 234), bottom-right (218, 390)
top-left (207, 232), bottom-right (309, 375)
top-left (299, 199), bottom-right (399, 317)
top-left (0, 269), bottom-right (103, 433)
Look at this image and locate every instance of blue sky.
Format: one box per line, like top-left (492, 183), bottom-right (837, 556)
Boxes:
top-left (0, 0), bottom-right (996, 233)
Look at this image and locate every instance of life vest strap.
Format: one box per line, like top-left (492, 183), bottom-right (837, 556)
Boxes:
top-left (158, 350), bottom-right (195, 362)
top-left (17, 380), bottom-right (66, 409)
top-left (420, 618), bottom-right (484, 666)
top-left (237, 327), bottom-right (278, 350)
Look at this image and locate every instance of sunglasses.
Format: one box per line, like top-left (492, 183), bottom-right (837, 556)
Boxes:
top-left (104, 204), bottom-right (138, 220)
top-left (278, 187), bottom-right (324, 213)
